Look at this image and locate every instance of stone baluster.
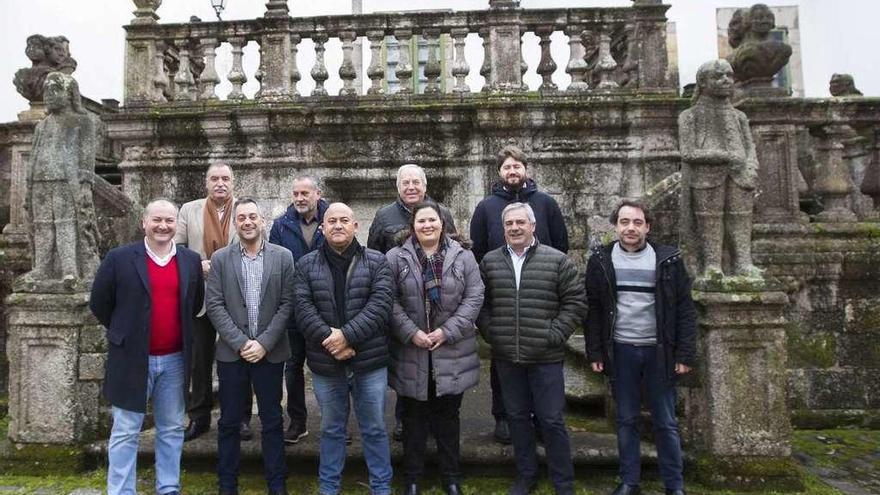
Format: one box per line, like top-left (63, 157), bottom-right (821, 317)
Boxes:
top-left (366, 30), bottom-right (386, 95)
top-left (479, 27), bottom-right (491, 92)
top-left (339, 31), bottom-right (358, 97)
top-left (813, 124), bottom-right (858, 222)
top-left (519, 37), bottom-right (528, 91)
top-left (450, 28), bottom-right (470, 94)
top-left (596, 29), bottom-right (619, 90)
top-left (173, 39), bottom-right (196, 101)
top-left (535, 26), bottom-right (557, 92)
top-left (423, 29), bottom-right (442, 95)
top-left (311, 32), bottom-right (330, 96)
top-left (198, 38), bottom-right (220, 100)
top-left (152, 40), bottom-right (168, 102)
top-left (565, 25), bottom-right (589, 92)
top-left (394, 29), bottom-right (414, 95)
top-left (621, 22), bottom-right (640, 89)
top-left (290, 34), bottom-right (301, 97)
top-left (254, 45), bottom-right (264, 100)
top-left (227, 37), bottom-right (248, 100)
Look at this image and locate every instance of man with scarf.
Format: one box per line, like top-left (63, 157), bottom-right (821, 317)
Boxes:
top-left (469, 144), bottom-right (569, 444)
top-left (175, 163), bottom-right (253, 441)
top-left (295, 202), bottom-right (395, 495)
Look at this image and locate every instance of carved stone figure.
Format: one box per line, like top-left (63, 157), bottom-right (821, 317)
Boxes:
top-left (17, 72), bottom-right (100, 289)
top-left (678, 59), bottom-right (762, 280)
top-left (13, 34), bottom-right (78, 102)
top-left (829, 73), bottom-right (863, 97)
top-left (726, 4), bottom-right (792, 91)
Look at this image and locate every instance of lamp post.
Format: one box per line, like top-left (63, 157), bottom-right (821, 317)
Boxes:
top-left (211, 0), bottom-right (226, 21)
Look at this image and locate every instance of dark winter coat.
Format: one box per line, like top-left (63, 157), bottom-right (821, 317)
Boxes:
top-left (293, 243), bottom-right (394, 377)
top-left (268, 199), bottom-right (328, 261)
top-left (477, 242), bottom-right (586, 364)
top-left (584, 241), bottom-right (697, 380)
top-left (386, 237), bottom-right (484, 400)
top-left (367, 197), bottom-right (457, 254)
top-left (90, 242), bottom-right (204, 413)
top-left (469, 179), bottom-right (569, 263)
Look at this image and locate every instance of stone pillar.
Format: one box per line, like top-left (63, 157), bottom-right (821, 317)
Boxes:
top-left (750, 123), bottom-right (809, 223)
top-left (485, 1), bottom-right (522, 92)
top-left (125, 1), bottom-right (163, 106)
top-left (6, 291), bottom-right (104, 444)
top-left (812, 124), bottom-right (858, 222)
top-left (630, 3), bottom-right (674, 92)
top-left (686, 284), bottom-right (803, 490)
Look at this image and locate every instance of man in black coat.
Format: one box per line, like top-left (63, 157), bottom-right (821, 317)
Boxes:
top-left (585, 200), bottom-right (696, 495)
top-left (469, 144), bottom-right (569, 444)
top-left (294, 202), bottom-right (395, 495)
top-left (90, 199), bottom-right (204, 495)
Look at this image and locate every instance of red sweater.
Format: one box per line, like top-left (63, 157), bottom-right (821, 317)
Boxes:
top-left (147, 256), bottom-right (182, 356)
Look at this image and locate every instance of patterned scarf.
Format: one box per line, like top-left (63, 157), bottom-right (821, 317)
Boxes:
top-left (414, 237), bottom-right (445, 317)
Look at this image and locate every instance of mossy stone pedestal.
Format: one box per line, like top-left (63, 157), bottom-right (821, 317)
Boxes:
top-left (5, 288), bottom-right (104, 445)
top-left (686, 277), bottom-right (804, 490)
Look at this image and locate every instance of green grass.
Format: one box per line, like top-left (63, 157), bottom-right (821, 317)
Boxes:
top-left (792, 429), bottom-right (880, 472)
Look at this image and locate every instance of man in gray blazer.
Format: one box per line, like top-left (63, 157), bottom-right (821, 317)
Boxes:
top-left (206, 198), bottom-right (294, 495)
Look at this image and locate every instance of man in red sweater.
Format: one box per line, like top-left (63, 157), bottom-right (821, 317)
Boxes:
top-left (90, 199), bottom-right (204, 495)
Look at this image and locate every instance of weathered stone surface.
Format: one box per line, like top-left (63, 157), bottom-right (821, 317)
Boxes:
top-left (5, 291), bottom-right (99, 444)
top-left (725, 4), bottom-right (792, 97)
top-left (829, 73), bottom-right (863, 97)
top-left (13, 34), bottom-right (77, 103)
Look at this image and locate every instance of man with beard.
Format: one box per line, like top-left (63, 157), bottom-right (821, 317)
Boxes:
top-left (269, 175), bottom-right (328, 444)
top-left (175, 164), bottom-right (253, 441)
top-left (469, 145), bottom-right (569, 444)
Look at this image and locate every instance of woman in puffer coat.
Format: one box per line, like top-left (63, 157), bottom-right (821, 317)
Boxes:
top-left (385, 200), bottom-right (484, 495)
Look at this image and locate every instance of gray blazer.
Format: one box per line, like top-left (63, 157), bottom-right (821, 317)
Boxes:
top-left (206, 241), bottom-right (294, 363)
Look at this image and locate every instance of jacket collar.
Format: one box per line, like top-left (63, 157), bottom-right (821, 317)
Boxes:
top-left (283, 198), bottom-right (329, 225)
top-left (491, 178), bottom-right (538, 201)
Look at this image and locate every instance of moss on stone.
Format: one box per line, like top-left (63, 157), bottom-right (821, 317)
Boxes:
top-left (0, 441), bottom-right (91, 476)
top-left (787, 327), bottom-right (837, 369)
top-left (692, 455), bottom-right (806, 492)
top-left (791, 429), bottom-right (880, 470)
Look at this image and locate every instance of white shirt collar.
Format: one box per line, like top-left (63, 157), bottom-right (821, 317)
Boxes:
top-left (506, 238), bottom-right (537, 259)
top-left (145, 238), bottom-right (177, 267)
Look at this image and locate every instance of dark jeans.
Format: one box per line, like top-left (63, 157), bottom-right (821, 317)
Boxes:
top-left (399, 375), bottom-right (463, 485)
top-left (496, 360), bottom-right (573, 495)
top-left (284, 328), bottom-right (307, 425)
top-left (612, 342), bottom-right (683, 491)
top-left (188, 315), bottom-right (252, 424)
top-left (217, 359), bottom-right (286, 493)
top-left (490, 357), bottom-right (506, 420)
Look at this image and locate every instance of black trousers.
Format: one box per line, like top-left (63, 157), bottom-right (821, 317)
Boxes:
top-left (188, 314), bottom-right (252, 424)
top-left (490, 357), bottom-right (506, 419)
top-left (284, 327), bottom-right (307, 425)
top-left (400, 373), bottom-right (464, 485)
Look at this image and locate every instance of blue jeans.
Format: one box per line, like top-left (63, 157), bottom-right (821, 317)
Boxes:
top-left (312, 367), bottom-right (392, 495)
top-left (612, 342), bottom-right (684, 491)
top-left (217, 359), bottom-right (286, 493)
top-left (495, 360), bottom-right (574, 495)
top-left (108, 352), bottom-right (186, 495)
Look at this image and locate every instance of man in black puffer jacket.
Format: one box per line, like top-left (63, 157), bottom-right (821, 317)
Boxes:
top-left (585, 200), bottom-right (696, 495)
top-left (294, 202), bottom-right (394, 495)
top-left (478, 203), bottom-right (586, 495)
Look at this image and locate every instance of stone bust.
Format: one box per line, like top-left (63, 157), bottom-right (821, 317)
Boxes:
top-left (678, 59), bottom-right (762, 280)
top-left (17, 72), bottom-right (99, 289)
top-left (726, 4), bottom-right (792, 89)
top-left (13, 34), bottom-right (78, 102)
top-left (829, 74), bottom-right (863, 97)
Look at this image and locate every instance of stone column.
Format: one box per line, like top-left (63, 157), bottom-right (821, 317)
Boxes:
top-left (125, 1), bottom-right (163, 106)
top-left (812, 124), bottom-right (858, 222)
top-left (749, 123), bottom-right (809, 223)
top-left (258, 12), bottom-right (293, 102)
top-left (6, 291), bottom-right (104, 444)
top-left (685, 284), bottom-right (803, 491)
top-left (630, 3), bottom-right (674, 92)
top-left (485, 1), bottom-right (522, 92)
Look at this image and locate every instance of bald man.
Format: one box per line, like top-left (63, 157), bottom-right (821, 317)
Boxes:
top-left (91, 199), bottom-right (205, 495)
top-left (294, 203), bottom-right (395, 495)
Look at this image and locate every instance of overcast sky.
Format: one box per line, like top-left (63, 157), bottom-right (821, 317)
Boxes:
top-left (1, 0), bottom-right (877, 122)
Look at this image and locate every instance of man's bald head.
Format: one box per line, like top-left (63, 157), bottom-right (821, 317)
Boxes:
top-left (142, 199), bottom-right (178, 248)
top-left (143, 199), bottom-right (178, 220)
top-left (323, 202), bottom-right (358, 252)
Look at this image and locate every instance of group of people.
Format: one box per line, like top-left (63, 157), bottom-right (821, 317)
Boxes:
top-left (90, 144), bottom-right (696, 495)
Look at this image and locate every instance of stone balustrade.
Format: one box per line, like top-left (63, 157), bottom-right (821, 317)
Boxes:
top-left (123, 0), bottom-right (673, 106)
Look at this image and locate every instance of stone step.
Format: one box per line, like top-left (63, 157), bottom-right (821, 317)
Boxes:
top-left (563, 334), bottom-right (606, 408)
top-left (87, 359), bottom-right (654, 468)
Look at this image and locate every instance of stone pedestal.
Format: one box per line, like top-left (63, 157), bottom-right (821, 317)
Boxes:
top-left (5, 290), bottom-right (104, 444)
top-left (686, 282), bottom-right (803, 490)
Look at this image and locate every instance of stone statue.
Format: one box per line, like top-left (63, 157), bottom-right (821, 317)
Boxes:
top-left (829, 73), bottom-right (863, 97)
top-left (17, 72), bottom-right (100, 290)
top-left (13, 34), bottom-right (78, 102)
top-left (678, 59), bottom-right (762, 280)
top-left (726, 4), bottom-right (792, 92)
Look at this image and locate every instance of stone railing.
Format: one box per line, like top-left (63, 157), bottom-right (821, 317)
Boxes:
top-left (123, 0), bottom-right (673, 106)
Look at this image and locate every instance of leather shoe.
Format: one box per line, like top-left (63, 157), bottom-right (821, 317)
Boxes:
top-left (665, 490), bottom-right (686, 495)
top-left (240, 421), bottom-right (253, 441)
top-left (509, 477), bottom-right (536, 495)
top-left (184, 420), bottom-right (209, 442)
top-left (611, 484), bottom-right (641, 495)
top-left (218, 490), bottom-right (238, 495)
top-left (267, 489), bottom-right (288, 495)
top-left (493, 418), bottom-right (511, 445)
top-left (444, 483), bottom-right (462, 495)
top-left (403, 482), bottom-right (420, 495)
